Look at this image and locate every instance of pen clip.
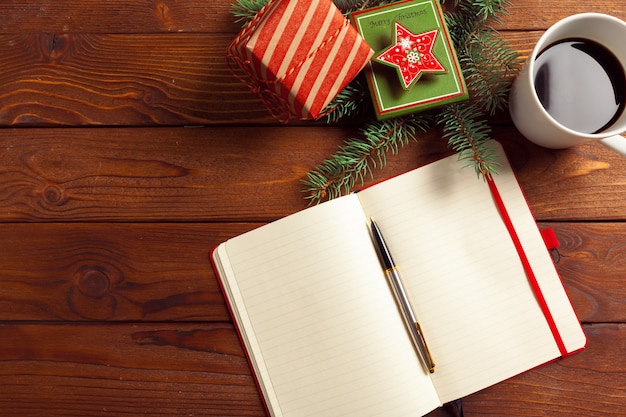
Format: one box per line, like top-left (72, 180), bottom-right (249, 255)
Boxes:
top-left (414, 321), bottom-right (436, 373)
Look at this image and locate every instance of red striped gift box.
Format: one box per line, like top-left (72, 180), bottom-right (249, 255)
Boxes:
top-left (227, 0), bottom-right (374, 122)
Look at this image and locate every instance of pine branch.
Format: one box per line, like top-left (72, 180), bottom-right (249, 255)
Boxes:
top-left (445, 0), bottom-right (511, 50)
top-left (303, 114), bottom-right (432, 204)
top-left (322, 76), bottom-right (371, 123)
top-left (468, 0), bottom-right (510, 22)
top-left (460, 31), bottom-right (521, 114)
top-left (231, 0), bottom-right (268, 26)
top-left (436, 102), bottom-right (500, 177)
top-left (444, 0), bottom-right (521, 115)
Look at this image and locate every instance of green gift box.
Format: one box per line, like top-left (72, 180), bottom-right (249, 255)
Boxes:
top-left (351, 0), bottom-right (468, 120)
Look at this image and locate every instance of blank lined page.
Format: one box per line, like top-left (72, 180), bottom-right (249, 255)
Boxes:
top-left (219, 195), bottom-right (440, 417)
top-left (356, 143), bottom-right (586, 402)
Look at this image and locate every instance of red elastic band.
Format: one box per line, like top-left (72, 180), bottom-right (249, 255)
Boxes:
top-left (486, 175), bottom-right (568, 357)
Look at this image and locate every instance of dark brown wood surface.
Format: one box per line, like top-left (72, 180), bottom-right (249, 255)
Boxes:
top-left (1, 1), bottom-right (625, 416)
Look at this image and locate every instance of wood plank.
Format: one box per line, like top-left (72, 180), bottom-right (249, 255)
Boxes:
top-left (1, 0), bottom-right (625, 34)
top-left (0, 126), bottom-right (341, 221)
top-left (0, 322), bottom-right (621, 416)
top-left (0, 1), bottom-right (238, 34)
top-left (1, 127), bottom-right (626, 222)
top-left (548, 223), bottom-right (626, 323)
top-left (0, 223), bottom-right (247, 322)
top-left (502, 130), bottom-right (626, 221)
top-left (463, 324), bottom-right (626, 416)
top-left (0, 222), bottom-right (624, 323)
top-left (501, 1), bottom-right (626, 30)
top-left (0, 126), bottom-right (451, 222)
top-left (0, 322), bottom-right (266, 417)
top-left (0, 33), bottom-right (273, 126)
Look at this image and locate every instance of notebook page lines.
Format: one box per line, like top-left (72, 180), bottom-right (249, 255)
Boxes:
top-left (356, 147), bottom-right (566, 401)
top-left (224, 195), bottom-right (439, 416)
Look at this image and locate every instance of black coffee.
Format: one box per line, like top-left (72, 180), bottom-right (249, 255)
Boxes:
top-left (533, 38), bottom-right (626, 133)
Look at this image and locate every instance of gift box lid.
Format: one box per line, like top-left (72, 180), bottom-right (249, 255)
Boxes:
top-left (351, 0), bottom-right (468, 120)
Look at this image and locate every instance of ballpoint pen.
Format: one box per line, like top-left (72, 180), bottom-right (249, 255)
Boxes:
top-left (370, 218), bottom-right (436, 374)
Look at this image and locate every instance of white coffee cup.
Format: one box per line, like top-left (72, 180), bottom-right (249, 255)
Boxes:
top-left (509, 13), bottom-right (626, 155)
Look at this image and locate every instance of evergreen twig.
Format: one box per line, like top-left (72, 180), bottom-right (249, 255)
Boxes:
top-left (303, 113), bottom-right (431, 202)
top-left (321, 76), bottom-right (371, 123)
top-left (437, 102), bottom-right (500, 177)
top-left (231, 0), bottom-right (268, 26)
top-left (460, 30), bottom-right (520, 115)
top-left (445, 0), bottom-right (520, 115)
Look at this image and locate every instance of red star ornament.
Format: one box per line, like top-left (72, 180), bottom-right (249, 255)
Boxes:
top-left (374, 21), bottom-right (446, 90)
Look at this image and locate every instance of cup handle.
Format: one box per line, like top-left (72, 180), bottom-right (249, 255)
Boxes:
top-left (600, 135), bottom-right (626, 156)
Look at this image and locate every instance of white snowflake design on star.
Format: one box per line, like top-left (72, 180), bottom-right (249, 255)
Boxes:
top-left (399, 37), bottom-right (413, 50)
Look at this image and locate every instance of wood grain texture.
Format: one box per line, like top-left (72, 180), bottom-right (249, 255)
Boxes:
top-left (548, 223), bottom-right (626, 323)
top-left (0, 222), bottom-right (624, 323)
top-left (497, 128), bottom-right (626, 221)
top-left (0, 1), bottom-right (238, 34)
top-left (500, 1), bottom-right (626, 30)
top-left (1, 0), bottom-right (624, 33)
top-left (0, 322), bottom-right (265, 417)
top-left (0, 33), bottom-right (272, 126)
top-left (1, 127), bottom-right (626, 222)
top-left (0, 223), bottom-right (248, 322)
top-left (0, 126), bottom-right (452, 221)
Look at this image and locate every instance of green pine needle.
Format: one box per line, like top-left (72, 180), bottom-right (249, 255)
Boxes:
top-left (460, 31), bottom-right (521, 115)
top-left (231, 0), bottom-right (268, 26)
top-left (303, 114), bottom-right (431, 203)
top-left (322, 76), bottom-right (371, 123)
top-left (437, 102), bottom-right (500, 177)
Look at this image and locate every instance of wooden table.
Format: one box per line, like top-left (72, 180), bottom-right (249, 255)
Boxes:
top-left (1, 1), bottom-right (624, 416)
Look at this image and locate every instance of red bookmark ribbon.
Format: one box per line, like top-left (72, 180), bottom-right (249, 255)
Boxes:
top-left (486, 175), bottom-right (568, 357)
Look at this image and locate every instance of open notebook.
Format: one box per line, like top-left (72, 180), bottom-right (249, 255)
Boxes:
top-left (211, 142), bottom-right (586, 417)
